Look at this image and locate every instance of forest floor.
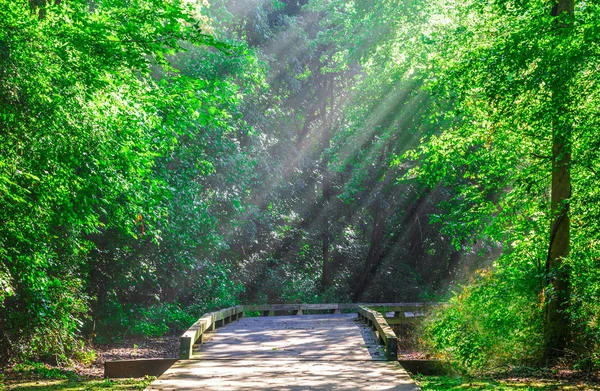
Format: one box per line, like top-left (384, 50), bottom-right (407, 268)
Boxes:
top-left (90, 337), bottom-right (180, 377)
top-left (1, 337), bottom-right (179, 389)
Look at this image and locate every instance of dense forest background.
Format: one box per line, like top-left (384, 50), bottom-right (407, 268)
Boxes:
top-left (1, 0), bottom-right (600, 374)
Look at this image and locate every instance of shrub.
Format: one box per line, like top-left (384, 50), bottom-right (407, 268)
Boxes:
top-left (421, 255), bottom-right (544, 373)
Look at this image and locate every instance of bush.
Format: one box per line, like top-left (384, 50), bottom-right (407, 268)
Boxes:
top-left (1, 268), bottom-right (89, 365)
top-left (421, 254), bottom-right (544, 373)
top-left (129, 303), bottom-right (196, 337)
top-left (93, 262), bottom-right (245, 342)
top-left (95, 301), bottom-right (197, 340)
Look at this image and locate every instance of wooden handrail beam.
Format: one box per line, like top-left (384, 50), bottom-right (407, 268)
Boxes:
top-left (358, 306), bottom-right (398, 360)
top-left (243, 302), bottom-right (441, 313)
top-left (179, 305), bottom-right (244, 359)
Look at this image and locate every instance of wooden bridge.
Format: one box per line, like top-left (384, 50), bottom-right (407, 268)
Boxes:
top-left (145, 303), bottom-right (435, 391)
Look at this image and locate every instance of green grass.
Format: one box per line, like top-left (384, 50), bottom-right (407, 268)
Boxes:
top-left (2, 362), bottom-right (153, 391)
top-left (415, 376), bottom-right (600, 390)
top-left (3, 378), bottom-right (152, 391)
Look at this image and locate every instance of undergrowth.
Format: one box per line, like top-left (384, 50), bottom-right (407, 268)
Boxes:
top-left (415, 375), bottom-right (600, 390)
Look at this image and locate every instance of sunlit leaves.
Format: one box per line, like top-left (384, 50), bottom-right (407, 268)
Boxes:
top-left (0, 0), bottom-right (251, 362)
top-left (369, 0), bottom-right (600, 369)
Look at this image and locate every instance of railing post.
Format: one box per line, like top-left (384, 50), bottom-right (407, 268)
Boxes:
top-left (386, 336), bottom-right (398, 360)
top-left (179, 336), bottom-right (193, 359)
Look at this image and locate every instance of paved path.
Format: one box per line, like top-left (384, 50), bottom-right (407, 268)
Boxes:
top-left (146, 314), bottom-right (420, 390)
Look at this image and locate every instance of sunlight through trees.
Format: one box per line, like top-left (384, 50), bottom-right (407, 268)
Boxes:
top-left (1, 0), bottom-right (600, 373)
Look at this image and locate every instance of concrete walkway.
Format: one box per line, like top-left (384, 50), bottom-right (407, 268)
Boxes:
top-left (146, 314), bottom-right (420, 390)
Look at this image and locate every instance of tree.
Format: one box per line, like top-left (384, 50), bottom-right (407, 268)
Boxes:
top-left (370, 0), bottom-right (599, 364)
top-left (0, 0), bottom-right (258, 362)
top-left (546, 0), bottom-right (574, 358)
top-left (314, 0), bottom-right (600, 366)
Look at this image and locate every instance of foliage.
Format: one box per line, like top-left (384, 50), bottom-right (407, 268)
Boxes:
top-left (406, 0), bottom-right (600, 368)
top-left (207, 0), bottom-right (463, 306)
top-left (10, 362), bottom-right (80, 381)
top-left (3, 0), bottom-right (600, 373)
top-left (414, 375), bottom-right (600, 391)
top-left (94, 301), bottom-right (196, 340)
top-left (0, 0), bottom-right (260, 364)
top-left (422, 259), bottom-right (544, 371)
top-left (318, 0), bottom-right (600, 370)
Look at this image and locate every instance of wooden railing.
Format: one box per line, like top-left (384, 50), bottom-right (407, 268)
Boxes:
top-left (244, 303), bottom-right (346, 315)
top-left (180, 302), bottom-right (440, 360)
top-left (364, 303), bottom-right (440, 325)
top-left (243, 302), bottom-right (440, 316)
top-left (358, 305), bottom-right (398, 360)
top-left (179, 305), bottom-right (244, 359)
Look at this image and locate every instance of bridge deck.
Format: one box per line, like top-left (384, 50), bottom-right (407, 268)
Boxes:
top-left (146, 314), bottom-right (420, 390)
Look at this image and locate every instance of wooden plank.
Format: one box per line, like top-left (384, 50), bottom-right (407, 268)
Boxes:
top-left (357, 302), bottom-right (445, 314)
top-left (364, 303), bottom-right (442, 312)
top-left (212, 310), bottom-right (224, 321)
top-left (269, 304), bottom-right (301, 311)
top-left (243, 304), bottom-right (265, 312)
top-left (146, 360), bottom-right (420, 391)
top-left (105, 359), bottom-right (177, 378)
top-left (180, 303), bottom-right (435, 360)
top-left (300, 303), bottom-right (339, 310)
top-left (244, 304), bottom-right (302, 312)
top-left (243, 302), bottom-right (442, 314)
top-left (193, 314), bottom-right (387, 360)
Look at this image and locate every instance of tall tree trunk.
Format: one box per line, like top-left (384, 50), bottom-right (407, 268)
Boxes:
top-left (296, 108), bottom-right (318, 149)
top-left (544, 0), bottom-right (574, 360)
top-left (321, 78), bottom-right (335, 289)
top-left (321, 148), bottom-right (331, 288)
top-left (353, 209), bottom-right (386, 301)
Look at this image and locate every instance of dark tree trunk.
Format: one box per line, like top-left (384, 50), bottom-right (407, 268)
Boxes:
top-left (544, 0), bottom-right (574, 360)
top-left (321, 79), bottom-right (335, 289)
top-left (296, 108), bottom-right (318, 149)
top-left (353, 210), bottom-right (386, 301)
